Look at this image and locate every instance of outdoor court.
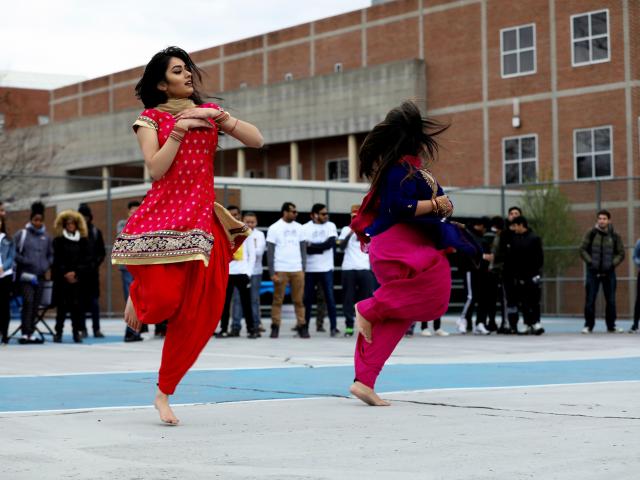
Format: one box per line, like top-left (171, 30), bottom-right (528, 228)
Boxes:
top-left (1, 310), bottom-right (639, 479)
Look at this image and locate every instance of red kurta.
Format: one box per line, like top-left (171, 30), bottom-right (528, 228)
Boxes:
top-left (112, 103), bottom-right (244, 395)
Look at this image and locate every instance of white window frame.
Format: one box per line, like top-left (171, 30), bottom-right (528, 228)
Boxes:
top-left (284, 72), bottom-right (293, 81)
top-left (502, 134), bottom-right (538, 185)
top-left (326, 158), bottom-right (349, 182)
top-left (570, 9), bottom-right (610, 67)
top-left (500, 23), bottom-right (537, 78)
top-left (334, 62), bottom-right (343, 73)
top-left (0, 113), bottom-right (5, 132)
top-left (573, 125), bottom-right (614, 181)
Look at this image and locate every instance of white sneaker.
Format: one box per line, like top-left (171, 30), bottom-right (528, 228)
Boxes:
top-left (434, 328), bottom-right (450, 337)
top-left (531, 322), bottom-right (545, 335)
top-left (581, 327), bottom-right (592, 334)
top-left (608, 327), bottom-right (624, 334)
top-left (420, 329), bottom-right (432, 337)
top-left (474, 323), bottom-right (490, 335)
top-left (456, 318), bottom-right (467, 334)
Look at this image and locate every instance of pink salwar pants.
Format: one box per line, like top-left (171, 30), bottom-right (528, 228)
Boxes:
top-left (355, 223), bottom-right (451, 389)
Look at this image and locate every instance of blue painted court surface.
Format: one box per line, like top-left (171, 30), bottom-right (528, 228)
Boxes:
top-left (2, 357), bottom-right (639, 413)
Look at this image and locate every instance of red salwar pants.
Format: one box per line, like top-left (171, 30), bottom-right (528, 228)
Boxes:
top-left (355, 223), bottom-right (451, 389)
top-left (128, 219), bottom-right (231, 395)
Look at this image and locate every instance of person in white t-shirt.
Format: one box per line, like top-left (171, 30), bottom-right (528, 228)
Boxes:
top-left (215, 206), bottom-right (258, 339)
top-left (338, 204), bottom-right (377, 337)
top-left (231, 212), bottom-right (266, 334)
top-left (266, 202), bottom-right (307, 338)
top-left (302, 203), bottom-right (339, 337)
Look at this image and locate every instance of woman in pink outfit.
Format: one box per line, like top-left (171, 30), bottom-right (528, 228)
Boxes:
top-left (349, 101), bottom-right (455, 406)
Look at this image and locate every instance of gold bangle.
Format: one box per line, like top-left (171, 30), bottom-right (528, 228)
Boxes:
top-left (173, 125), bottom-right (187, 135)
top-left (169, 133), bottom-right (184, 143)
top-left (215, 111), bottom-right (231, 125)
top-left (431, 198), bottom-right (438, 215)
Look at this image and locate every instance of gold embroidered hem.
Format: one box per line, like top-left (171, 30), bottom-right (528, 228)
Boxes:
top-left (111, 229), bottom-right (214, 267)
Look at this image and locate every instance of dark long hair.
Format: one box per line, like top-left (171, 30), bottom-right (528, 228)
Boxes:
top-left (359, 101), bottom-right (449, 193)
top-left (135, 46), bottom-right (206, 108)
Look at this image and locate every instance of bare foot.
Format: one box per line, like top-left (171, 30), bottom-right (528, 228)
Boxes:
top-left (124, 296), bottom-right (141, 332)
top-left (154, 389), bottom-right (180, 425)
top-left (355, 304), bottom-right (372, 343)
top-left (350, 381), bottom-right (390, 406)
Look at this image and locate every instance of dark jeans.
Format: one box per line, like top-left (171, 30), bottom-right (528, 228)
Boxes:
top-left (84, 295), bottom-right (101, 333)
top-left (220, 274), bottom-right (255, 333)
top-left (584, 269), bottom-right (617, 330)
top-left (0, 276), bottom-right (11, 342)
top-left (232, 274), bottom-right (262, 331)
top-left (633, 271), bottom-right (640, 330)
top-left (342, 269), bottom-right (376, 328)
top-left (20, 278), bottom-right (45, 336)
top-left (513, 278), bottom-right (541, 327)
top-left (304, 271), bottom-right (337, 330)
top-left (55, 282), bottom-right (85, 336)
top-left (503, 276), bottom-right (520, 329)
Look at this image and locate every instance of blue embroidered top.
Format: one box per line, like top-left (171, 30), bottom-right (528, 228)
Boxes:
top-left (365, 162), bottom-right (445, 237)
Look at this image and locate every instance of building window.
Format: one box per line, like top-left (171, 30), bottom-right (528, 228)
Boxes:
top-left (500, 24), bottom-right (536, 77)
top-left (284, 72), bottom-right (293, 81)
top-left (0, 113), bottom-right (5, 132)
top-left (574, 126), bottom-right (612, 180)
top-left (326, 158), bottom-right (349, 182)
top-left (334, 63), bottom-right (343, 73)
top-left (37, 115), bottom-right (50, 126)
top-left (503, 134), bottom-right (538, 185)
top-left (571, 9), bottom-right (609, 66)
top-left (239, 82), bottom-right (248, 89)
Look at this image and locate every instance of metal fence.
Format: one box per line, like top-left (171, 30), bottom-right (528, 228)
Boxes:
top-left (1, 172), bottom-right (638, 318)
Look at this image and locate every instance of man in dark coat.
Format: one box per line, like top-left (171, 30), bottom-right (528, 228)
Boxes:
top-left (579, 209), bottom-right (625, 333)
top-left (78, 203), bottom-right (106, 338)
top-left (504, 216), bottom-right (545, 335)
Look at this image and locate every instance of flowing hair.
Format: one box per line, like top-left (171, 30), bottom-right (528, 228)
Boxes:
top-left (135, 46), bottom-right (207, 108)
top-left (359, 101), bottom-right (449, 193)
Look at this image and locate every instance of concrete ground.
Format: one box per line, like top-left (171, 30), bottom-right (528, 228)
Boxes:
top-left (1, 310), bottom-right (639, 480)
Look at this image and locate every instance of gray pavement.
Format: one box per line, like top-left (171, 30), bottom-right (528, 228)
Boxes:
top-left (1, 310), bottom-right (639, 479)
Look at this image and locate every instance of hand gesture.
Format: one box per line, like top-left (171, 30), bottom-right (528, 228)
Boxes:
top-left (175, 118), bottom-right (213, 130)
top-left (174, 108), bottom-right (219, 121)
top-left (434, 195), bottom-right (453, 218)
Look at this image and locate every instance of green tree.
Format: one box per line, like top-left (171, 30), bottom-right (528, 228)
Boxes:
top-left (520, 184), bottom-right (580, 276)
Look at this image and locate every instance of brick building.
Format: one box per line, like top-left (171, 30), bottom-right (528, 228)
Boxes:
top-left (1, 0), bottom-right (639, 315)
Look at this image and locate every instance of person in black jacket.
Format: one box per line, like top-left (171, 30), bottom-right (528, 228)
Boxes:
top-left (493, 206), bottom-right (522, 334)
top-left (52, 210), bottom-right (90, 343)
top-left (78, 203), bottom-right (106, 338)
top-left (579, 210), bottom-right (625, 333)
top-left (504, 216), bottom-right (544, 335)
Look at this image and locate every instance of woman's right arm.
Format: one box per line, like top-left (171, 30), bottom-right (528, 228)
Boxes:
top-left (137, 119), bottom-right (211, 180)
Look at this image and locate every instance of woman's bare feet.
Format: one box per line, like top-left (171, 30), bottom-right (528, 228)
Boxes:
top-left (154, 389), bottom-right (179, 425)
top-left (355, 304), bottom-right (372, 343)
top-left (124, 296), bottom-right (141, 332)
top-left (350, 381), bottom-right (390, 406)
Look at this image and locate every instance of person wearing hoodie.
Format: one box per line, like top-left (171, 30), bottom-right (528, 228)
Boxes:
top-left (52, 210), bottom-right (90, 343)
top-left (504, 216), bottom-right (545, 335)
top-left (579, 209), bottom-right (625, 333)
top-left (0, 215), bottom-right (16, 344)
top-left (15, 201), bottom-right (54, 344)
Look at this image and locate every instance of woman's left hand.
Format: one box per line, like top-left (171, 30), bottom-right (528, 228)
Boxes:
top-left (174, 108), bottom-right (220, 121)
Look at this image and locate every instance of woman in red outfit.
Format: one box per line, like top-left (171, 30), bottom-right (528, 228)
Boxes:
top-left (350, 101), bottom-right (455, 406)
top-left (112, 47), bottom-right (263, 424)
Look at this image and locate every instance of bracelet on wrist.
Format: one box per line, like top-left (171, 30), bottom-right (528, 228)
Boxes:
top-left (224, 118), bottom-right (240, 134)
top-left (431, 198), bottom-right (439, 215)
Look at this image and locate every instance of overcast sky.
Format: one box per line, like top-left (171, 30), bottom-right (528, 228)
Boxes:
top-left (1, 0), bottom-right (371, 80)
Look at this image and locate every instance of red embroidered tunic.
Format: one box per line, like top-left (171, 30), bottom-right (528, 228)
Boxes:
top-left (112, 103), bottom-right (221, 266)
